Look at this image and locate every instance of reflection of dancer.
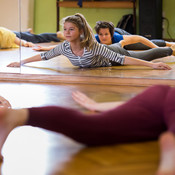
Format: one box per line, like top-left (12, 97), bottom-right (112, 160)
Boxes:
top-left (94, 21), bottom-right (175, 61)
top-left (33, 22), bottom-right (175, 61)
top-left (0, 27), bottom-right (35, 48)
top-left (0, 85), bottom-right (175, 175)
top-left (13, 29), bottom-right (65, 43)
top-left (7, 13), bottom-right (171, 70)
top-left (94, 21), bottom-right (175, 50)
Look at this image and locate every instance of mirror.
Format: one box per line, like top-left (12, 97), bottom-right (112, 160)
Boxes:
top-left (0, 0), bottom-right (20, 73)
top-left (19, 1), bottom-right (175, 84)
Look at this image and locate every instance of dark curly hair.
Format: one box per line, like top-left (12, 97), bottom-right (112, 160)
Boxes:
top-left (94, 21), bottom-right (115, 37)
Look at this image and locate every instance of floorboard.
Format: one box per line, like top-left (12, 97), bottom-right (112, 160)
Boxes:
top-left (1, 43), bottom-right (175, 86)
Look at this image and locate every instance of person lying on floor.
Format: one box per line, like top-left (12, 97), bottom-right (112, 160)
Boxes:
top-left (31, 20), bottom-right (175, 63)
top-left (0, 84), bottom-right (175, 175)
top-left (0, 27), bottom-right (35, 49)
top-left (13, 28), bottom-right (65, 44)
top-left (94, 21), bottom-right (175, 50)
top-left (6, 13), bottom-right (171, 70)
top-left (33, 21), bottom-right (175, 54)
top-left (0, 27), bottom-right (65, 49)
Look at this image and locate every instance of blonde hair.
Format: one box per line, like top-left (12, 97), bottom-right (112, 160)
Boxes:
top-left (60, 13), bottom-right (96, 50)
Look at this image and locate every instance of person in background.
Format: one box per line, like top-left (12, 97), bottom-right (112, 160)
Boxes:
top-left (0, 27), bottom-right (35, 49)
top-left (32, 20), bottom-right (174, 63)
top-left (94, 21), bottom-right (175, 50)
top-left (0, 27), bottom-right (65, 49)
top-left (7, 13), bottom-right (171, 69)
top-left (13, 28), bottom-right (65, 44)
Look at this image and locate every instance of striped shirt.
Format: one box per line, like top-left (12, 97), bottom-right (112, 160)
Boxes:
top-left (40, 41), bottom-right (125, 68)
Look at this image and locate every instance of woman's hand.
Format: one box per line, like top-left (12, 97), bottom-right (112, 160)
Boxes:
top-left (124, 56), bottom-right (172, 70)
top-left (32, 45), bottom-right (55, 51)
top-left (7, 62), bottom-right (21, 67)
top-left (23, 42), bottom-right (36, 47)
top-left (152, 62), bottom-right (171, 70)
top-left (72, 91), bottom-right (124, 112)
top-left (32, 45), bottom-right (45, 51)
top-left (0, 96), bottom-right (11, 108)
top-left (72, 91), bottom-right (98, 112)
top-left (7, 54), bottom-right (42, 67)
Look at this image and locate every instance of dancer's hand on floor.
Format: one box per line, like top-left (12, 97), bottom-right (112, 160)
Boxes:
top-left (72, 91), bottom-right (98, 112)
top-left (7, 62), bottom-right (21, 67)
top-left (152, 62), bottom-right (171, 70)
top-left (32, 45), bottom-right (44, 51)
top-left (0, 96), bottom-right (11, 108)
top-left (23, 42), bottom-right (36, 47)
top-left (33, 45), bottom-right (54, 51)
top-left (72, 91), bottom-right (125, 112)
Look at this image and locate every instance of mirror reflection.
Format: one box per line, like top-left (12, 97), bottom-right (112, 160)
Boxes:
top-left (19, 0), bottom-right (66, 75)
top-left (18, 1), bottom-right (175, 81)
top-left (0, 0), bottom-right (20, 73)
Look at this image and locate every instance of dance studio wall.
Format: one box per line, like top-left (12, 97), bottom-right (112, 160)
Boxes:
top-left (33, 0), bottom-right (175, 39)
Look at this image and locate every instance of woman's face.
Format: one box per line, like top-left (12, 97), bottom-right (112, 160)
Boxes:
top-left (98, 28), bottom-right (112, 45)
top-left (63, 22), bottom-right (81, 42)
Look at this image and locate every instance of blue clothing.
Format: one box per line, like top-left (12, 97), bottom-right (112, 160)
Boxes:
top-left (95, 32), bottom-right (124, 44)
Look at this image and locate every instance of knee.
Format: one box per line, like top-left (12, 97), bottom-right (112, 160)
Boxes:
top-left (136, 85), bottom-right (170, 102)
top-left (147, 85), bottom-right (170, 93)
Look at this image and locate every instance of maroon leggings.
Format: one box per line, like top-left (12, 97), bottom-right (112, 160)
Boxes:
top-left (27, 85), bottom-right (175, 146)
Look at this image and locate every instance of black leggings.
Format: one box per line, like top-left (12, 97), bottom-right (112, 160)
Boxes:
top-left (124, 40), bottom-right (167, 50)
top-left (105, 43), bottom-right (172, 61)
top-left (27, 85), bottom-right (174, 146)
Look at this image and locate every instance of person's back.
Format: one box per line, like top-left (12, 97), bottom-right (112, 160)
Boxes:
top-left (0, 27), bottom-right (19, 49)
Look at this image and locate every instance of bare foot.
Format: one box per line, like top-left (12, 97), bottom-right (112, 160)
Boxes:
top-left (0, 107), bottom-right (11, 162)
top-left (0, 108), bottom-right (28, 162)
top-left (56, 31), bottom-right (65, 41)
top-left (27, 28), bottom-right (34, 34)
top-left (171, 45), bottom-right (175, 56)
top-left (156, 132), bottom-right (175, 175)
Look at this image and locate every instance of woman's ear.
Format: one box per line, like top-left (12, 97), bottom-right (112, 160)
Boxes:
top-left (80, 30), bottom-right (85, 40)
top-left (80, 29), bottom-right (84, 35)
top-left (80, 34), bottom-right (85, 40)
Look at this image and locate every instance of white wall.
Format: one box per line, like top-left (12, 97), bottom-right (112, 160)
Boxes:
top-left (20, 0), bottom-right (34, 31)
top-left (0, 0), bottom-right (34, 31)
top-left (0, 0), bottom-right (19, 30)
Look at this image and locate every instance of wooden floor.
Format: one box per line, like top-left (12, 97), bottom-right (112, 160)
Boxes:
top-left (1, 43), bottom-right (175, 86)
top-left (0, 43), bottom-right (175, 175)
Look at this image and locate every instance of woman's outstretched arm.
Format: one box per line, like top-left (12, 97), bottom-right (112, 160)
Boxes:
top-left (72, 91), bottom-right (125, 112)
top-left (124, 56), bottom-right (171, 70)
top-left (14, 37), bottom-right (35, 47)
top-left (120, 35), bottom-right (159, 49)
top-left (7, 54), bottom-right (42, 67)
